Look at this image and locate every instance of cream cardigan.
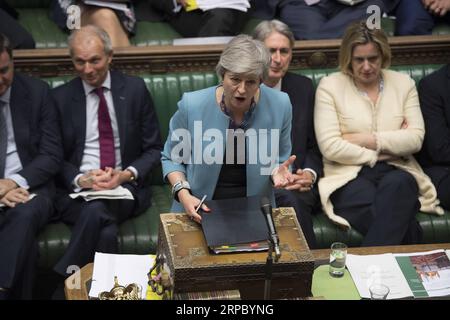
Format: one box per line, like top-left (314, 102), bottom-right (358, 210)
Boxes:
top-left (314, 70), bottom-right (443, 229)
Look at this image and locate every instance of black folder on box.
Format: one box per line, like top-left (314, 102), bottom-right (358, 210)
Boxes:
top-left (201, 195), bottom-right (270, 254)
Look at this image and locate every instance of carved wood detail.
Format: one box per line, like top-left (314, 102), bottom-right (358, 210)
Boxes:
top-left (13, 35), bottom-right (450, 77)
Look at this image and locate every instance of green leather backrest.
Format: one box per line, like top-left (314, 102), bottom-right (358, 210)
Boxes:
top-left (42, 63), bottom-right (443, 185)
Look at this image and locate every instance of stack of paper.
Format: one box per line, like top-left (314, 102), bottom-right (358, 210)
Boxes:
top-left (89, 252), bottom-right (155, 300)
top-left (186, 0), bottom-right (250, 12)
top-left (69, 185), bottom-right (134, 201)
top-left (346, 249), bottom-right (450, 299)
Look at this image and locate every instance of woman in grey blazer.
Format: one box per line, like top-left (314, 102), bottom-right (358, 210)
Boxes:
top-left (161, 35), bottom-right (301, 222)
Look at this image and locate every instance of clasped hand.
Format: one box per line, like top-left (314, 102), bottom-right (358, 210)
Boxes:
top-left (271, 155), bottom-right (314, 192)
top-left (0, 187), bottom-right (29, 208)
top-left (78, 167), bottom-right (127, 190)
top-left (423, 0), bottom-right (450, 16)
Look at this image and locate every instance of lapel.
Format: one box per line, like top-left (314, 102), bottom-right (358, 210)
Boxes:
top-left (70, 78), bottom-right (86, 164)
top-left (9, 75), bottom-right (31, 162)
top-left (281, 72), bottom-right (296, 99)
top-left (110, 70), bottom-right (127, 157)
top-left (446, 65), bottom-right (450, 115)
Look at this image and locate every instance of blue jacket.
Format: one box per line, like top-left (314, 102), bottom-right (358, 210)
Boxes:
top-left (161, 85), bottom-right (292, 212)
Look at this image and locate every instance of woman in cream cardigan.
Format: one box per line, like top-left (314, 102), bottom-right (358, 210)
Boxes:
top-left (314, 21), bottom-right (443, 246)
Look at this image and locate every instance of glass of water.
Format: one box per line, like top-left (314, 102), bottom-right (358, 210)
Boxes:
top-left (329, 242), bottom-right (347, 278)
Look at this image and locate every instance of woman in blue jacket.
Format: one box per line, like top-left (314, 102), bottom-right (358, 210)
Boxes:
top-left (161, 35), bottom-right (300, 222)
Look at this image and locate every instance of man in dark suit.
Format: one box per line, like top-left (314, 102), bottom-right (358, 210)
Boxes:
top-left (253, 20), bottom-right (323, 249)
top-left (148, 0), bottom-right (248, 37)
top-left (0, 33), bottom-right (62, 299)
top-left (52, 25), bottom-right (162, 280)
top-left (417, 64), bottom-right (450, 210)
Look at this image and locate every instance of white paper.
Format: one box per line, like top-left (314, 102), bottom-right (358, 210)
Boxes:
top-left (83, 0), bottom-right (129, 12)
top-left (196, 0), bottom-right (250, 12)
top-left (173, 36), bottom-right (233, 45)
top-left (346, 253), bottom-right (413, 299)
top-left (0, 193), bottom-right (37, 208)
top-left (69, 185), bottom-right (134, 201)
top-left (89, 252), bottom-right (155, 299)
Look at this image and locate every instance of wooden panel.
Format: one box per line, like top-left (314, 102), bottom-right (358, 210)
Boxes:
top-left (13, 35), bottom-right (450, 77)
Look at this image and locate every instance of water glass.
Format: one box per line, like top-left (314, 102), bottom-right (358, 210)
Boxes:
top-left (369, 284), bottom-right (390, 300)
top-left (329, 242), bottom-right (347, 277)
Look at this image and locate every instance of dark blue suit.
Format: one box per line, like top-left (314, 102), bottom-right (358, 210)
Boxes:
top-left (394, 0), bottom-right (450, 36)
top-left (417, 64), bottom-right (450, 210)
top-left (274, 72), bottom-right (323, 249)
top-left (0, 73), bottom-right (62, 299)
top-left (52, 70), bottom-right (162, 277)
top-left (253, 0), bottom-right (398, 40)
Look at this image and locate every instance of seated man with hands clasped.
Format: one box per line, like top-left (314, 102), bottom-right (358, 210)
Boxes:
top-left (51, 25), bottom-right (162, 282)
top-left (0, 33), bottom-right (62, 299)
top-left (161, 35), bottom-right (304, 222)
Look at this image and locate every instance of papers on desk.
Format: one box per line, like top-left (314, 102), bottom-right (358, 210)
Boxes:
top-left (89, 252), bottom-right (155, 300)
top-left (185, 0), bottom-right (251, 12)
top-left (346, 249), bottom-right (450, 299)
top-left (346, 253), bottom-right (413, 299)
top-left (69, 185), bottom-right (134, 201)
top-left (0, 193), bottom-right (37, 208)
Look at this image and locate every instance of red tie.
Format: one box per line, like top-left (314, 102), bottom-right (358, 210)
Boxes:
top-left (94, 87), bottom-right (116, 170)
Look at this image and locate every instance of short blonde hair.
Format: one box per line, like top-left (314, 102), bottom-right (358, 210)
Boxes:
top-left (339, 21), bottom-right (391, 76)
top-left (216, 34), bottom-right (270, 81)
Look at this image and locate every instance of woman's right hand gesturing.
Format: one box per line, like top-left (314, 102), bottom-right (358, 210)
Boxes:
top-left (178, 189), bottom-right (210, 223)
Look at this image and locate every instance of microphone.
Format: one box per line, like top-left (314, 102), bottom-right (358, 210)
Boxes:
top-left (261, 197), bottom-right (281, 261)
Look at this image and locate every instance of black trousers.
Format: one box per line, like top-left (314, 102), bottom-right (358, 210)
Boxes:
top-left (0, 9), bottom-right (35, 49)
top-left (330, 162), bottom-right (422, 247)
top-left (53, 184), bottom-right (139, 277)
top-left (0, 196), bottom-right (52, 299)
top-left (435, 173), bottom-right (450, 210)
top-left (168, 8), bottom-right (248, 37)
top-left (275, 188), bottom-right (320, 249)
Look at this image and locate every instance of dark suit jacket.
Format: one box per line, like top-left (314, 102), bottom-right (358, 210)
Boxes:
top-left (417, 64), bottom-right (450, 186)
top-left (282, 72), bottom-right (323, 178)
top-left (8, 73), bottom-right (62, 196)
top-left (52, 70), bottom-right (163, 212)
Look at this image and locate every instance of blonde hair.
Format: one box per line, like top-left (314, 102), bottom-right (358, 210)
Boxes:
top-left (339, 21), bottom-right (391, 76)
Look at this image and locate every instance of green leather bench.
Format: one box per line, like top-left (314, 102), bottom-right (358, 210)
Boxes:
top-left (7, 0), bottom-right (450, 48)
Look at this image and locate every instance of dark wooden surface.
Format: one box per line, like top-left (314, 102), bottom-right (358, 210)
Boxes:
top-left (14, 35), bottom-right (450, 77)
top-left (65, 243), bottom-right (450, 300)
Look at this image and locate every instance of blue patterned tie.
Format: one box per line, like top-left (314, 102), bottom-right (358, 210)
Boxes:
top-left (0, 100), bottom-right (6, 179)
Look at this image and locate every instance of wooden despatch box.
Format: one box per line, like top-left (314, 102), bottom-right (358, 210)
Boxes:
top-left (153, 207), bottom-right (315, 299)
